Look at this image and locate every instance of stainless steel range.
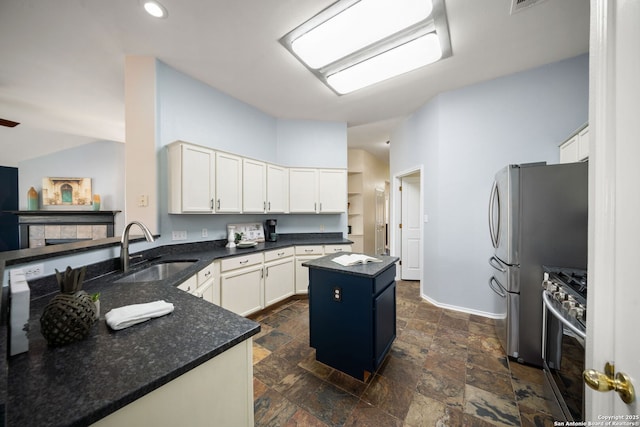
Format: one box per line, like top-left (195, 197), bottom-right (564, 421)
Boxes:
top-left (541, 266), bottom-right (587, 422)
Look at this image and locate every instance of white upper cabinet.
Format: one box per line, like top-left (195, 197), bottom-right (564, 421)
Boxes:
top-left (266, 164), bottom-right (289, 213)
top-left (559, 124), bottom-right (589, 163)
top-left (216, 152), bottom-right (243, 213)
top-left (577, 126), bottom-right (589, 161)
top-left (242, 158), bottom-right (266, 213)
top-left (289, 168), bottom-right (347, 213)
top-left (318, 169), bottom-right (347, 213)
top-left (289, 168), bottom-right (318, 213)
top-left (167, 142), bottom-right (215, 213)
top-left (168, 141), bottom-right (346, 215)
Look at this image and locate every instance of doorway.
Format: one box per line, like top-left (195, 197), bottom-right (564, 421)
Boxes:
top-left (392, 168), bottom-right (422, 281)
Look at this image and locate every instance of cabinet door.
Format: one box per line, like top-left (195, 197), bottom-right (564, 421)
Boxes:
top-left (216, 152), bottom-right (243, 213)
top-left (168, 143), bottom-right (215, 213)
top-left (195, 278), bottom-right (220, 306)
top-left (264, 259), bottom-right (294, 306)
top-left (295, 255), bottom-right (322, 294)
top-left (242, 158), bottom-right (266, 213)
top-left (289, 168), bottom-right (318, 213)
top-left (559, 136), bottom-right (579, 164)
top-left (266, 164), bottom-right (289, 213)
top-left (374, 281), bottom-right (396, 367)
top-left (318, 169), bottom-right (347, 213)
top-left (221, 266), bottom-right (263, 316)
top-left (177, 275), bottom-right (198, 294)
top-left (577, 126), bottom-right (589, 161)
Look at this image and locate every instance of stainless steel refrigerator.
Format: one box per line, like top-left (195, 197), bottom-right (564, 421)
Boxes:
top-left (488, 162), bottom-right (587, 367)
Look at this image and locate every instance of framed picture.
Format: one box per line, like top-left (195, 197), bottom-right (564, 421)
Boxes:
top-left (42, 177), bottom-right (92, 206)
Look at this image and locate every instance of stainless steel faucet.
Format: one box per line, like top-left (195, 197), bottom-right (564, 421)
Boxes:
top-left (120, 221), bottom-right (155, 272)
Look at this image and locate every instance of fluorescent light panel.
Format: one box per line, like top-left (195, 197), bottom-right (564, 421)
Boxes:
top-left (292, 0), bottom-right (433, 69)
top-left (327, 33), bottom-right (441, 94)
top-left (280, 0), bottom-right (451, 95)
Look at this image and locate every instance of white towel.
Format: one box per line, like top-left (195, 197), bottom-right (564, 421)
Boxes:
top-left (105, 300), bottom-right (175, 330)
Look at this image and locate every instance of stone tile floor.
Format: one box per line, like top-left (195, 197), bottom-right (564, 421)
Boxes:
top-left (250, 280), bottom-right (556, 426)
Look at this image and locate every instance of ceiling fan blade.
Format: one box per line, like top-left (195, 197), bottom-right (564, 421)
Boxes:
top-left (0, 118), bottom-right (20, 127)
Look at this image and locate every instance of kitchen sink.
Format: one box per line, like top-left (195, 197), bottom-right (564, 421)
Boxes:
top-left (115, 261), bottom-right (196, 283)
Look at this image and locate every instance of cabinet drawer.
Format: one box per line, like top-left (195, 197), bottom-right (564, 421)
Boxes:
top-left (324, 244), bottom-right (352, 254)
top-left (264, 247), bottom-right (294, 262)
top-left (295, 245), bottom-right (323, 256)
top-left (197, 261), bottom-right (218, 284)
top-left (220, 253), bottom-right (263, 272)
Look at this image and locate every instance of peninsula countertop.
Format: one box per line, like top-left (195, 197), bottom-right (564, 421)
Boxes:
top-left (6, 233), bottom-right (351, 426)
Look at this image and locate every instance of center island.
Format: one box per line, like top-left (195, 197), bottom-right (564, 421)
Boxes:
top-left (303, 253), bottom-right (399, 381)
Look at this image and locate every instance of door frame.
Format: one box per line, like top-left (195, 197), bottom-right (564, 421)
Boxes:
top-left (586, 0), bottom-right (640, 419)
top-left (390, 166), bottom-right (423, 282)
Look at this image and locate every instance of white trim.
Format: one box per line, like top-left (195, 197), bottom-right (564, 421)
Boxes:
top-left (390, 165), bottom-right (424, 283)
top-left (585, 0), bottom-right (618, 419)
top-left (419, 292), bottom-right (501, 319)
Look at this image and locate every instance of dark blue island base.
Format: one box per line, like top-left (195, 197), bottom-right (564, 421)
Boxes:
top-left (304, 253), bottom-right (399, 381)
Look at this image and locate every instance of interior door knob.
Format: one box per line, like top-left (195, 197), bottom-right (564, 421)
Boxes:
top-left (583, 362), bottom-right (636, 404)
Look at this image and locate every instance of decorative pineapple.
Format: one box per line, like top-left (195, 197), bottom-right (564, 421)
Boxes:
top-left (40, 266), bottom-right (98, 346)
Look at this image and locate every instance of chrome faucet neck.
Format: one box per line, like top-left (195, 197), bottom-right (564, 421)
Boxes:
top-left (120, 221), bottom-right (155, 272)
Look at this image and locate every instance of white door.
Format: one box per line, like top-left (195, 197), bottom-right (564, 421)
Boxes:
top-left (375, 188), bottom-right (386, 255)
top-left (401, 175), bottom-right (421, 280)
top-left (586, 0), bottom-right (640, 420)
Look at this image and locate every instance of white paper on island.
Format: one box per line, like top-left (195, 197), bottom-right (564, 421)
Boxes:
top-left (332, 254), bottom-right (383, 267)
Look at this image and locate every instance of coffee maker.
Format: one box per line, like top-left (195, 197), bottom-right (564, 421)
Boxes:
top-left (265, 219), bottom-right (277, 242)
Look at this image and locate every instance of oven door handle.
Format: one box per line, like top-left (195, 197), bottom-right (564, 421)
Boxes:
top-left (542, 290), bottom-right (586, 339)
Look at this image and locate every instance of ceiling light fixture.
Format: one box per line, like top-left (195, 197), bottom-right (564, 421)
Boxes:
top-left (291, 0), bottom-right (433, 69)
top-left (280, 0), bottom-right (451, 95)
top-left (327, 33), bottom-right (442, 94)
top-left (142, 1), bottom-right (168, 19)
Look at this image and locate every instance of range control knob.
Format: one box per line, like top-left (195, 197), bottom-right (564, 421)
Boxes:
top-left (563, 298), bottom-right (576, 310)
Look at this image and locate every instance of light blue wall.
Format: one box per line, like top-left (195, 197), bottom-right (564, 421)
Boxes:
top-left (276, 119), bottom-right (348, 168)
top-left (18, 140), bottom-right (126, 231)
top-left (155, 61), bottom-right (348, 246)
top-left (390, 54), bottom-right (589, 315)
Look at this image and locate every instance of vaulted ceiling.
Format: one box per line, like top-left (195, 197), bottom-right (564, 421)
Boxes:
top-left (0, 0), bottom-right (589, 166)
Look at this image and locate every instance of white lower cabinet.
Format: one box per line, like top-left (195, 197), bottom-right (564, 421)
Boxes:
top-left (294, 245), bottom-right (352, 294)
top-left (324, 244), bottom-right (352, 254)
top-left (93, 339), bottom-right (254, 427)
top-left (177, 261), bottom-right (220, 306)
top-left (294, 246), bottom-right (324, 295)
top-left (177, 275), bottom-right (198, 294)
top-left (220, 253), bottom-right (264, 316)
top-left (194, 261), bottom-right (220, 305)
top-left (264, 257), bottom-right (294, 306)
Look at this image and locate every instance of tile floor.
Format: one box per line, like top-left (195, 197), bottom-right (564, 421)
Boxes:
top-left (250, 280), bottom-right (556, 426)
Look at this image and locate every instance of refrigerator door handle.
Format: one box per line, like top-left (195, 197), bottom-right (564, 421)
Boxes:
top-left (488, 276), bottom-right (507, 298)
top-left (488, 181), bottom-right (500, 249)
top-left (488, 256), bottom-right (506, 272)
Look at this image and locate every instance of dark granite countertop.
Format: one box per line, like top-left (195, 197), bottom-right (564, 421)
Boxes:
top-left (5, 232), bottom-right (351, 426)
top-left (302, 253), bottom-right (399, 278)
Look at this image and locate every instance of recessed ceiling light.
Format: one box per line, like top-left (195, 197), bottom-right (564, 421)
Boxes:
top-left (143, 1), bottom-right (168, 19)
